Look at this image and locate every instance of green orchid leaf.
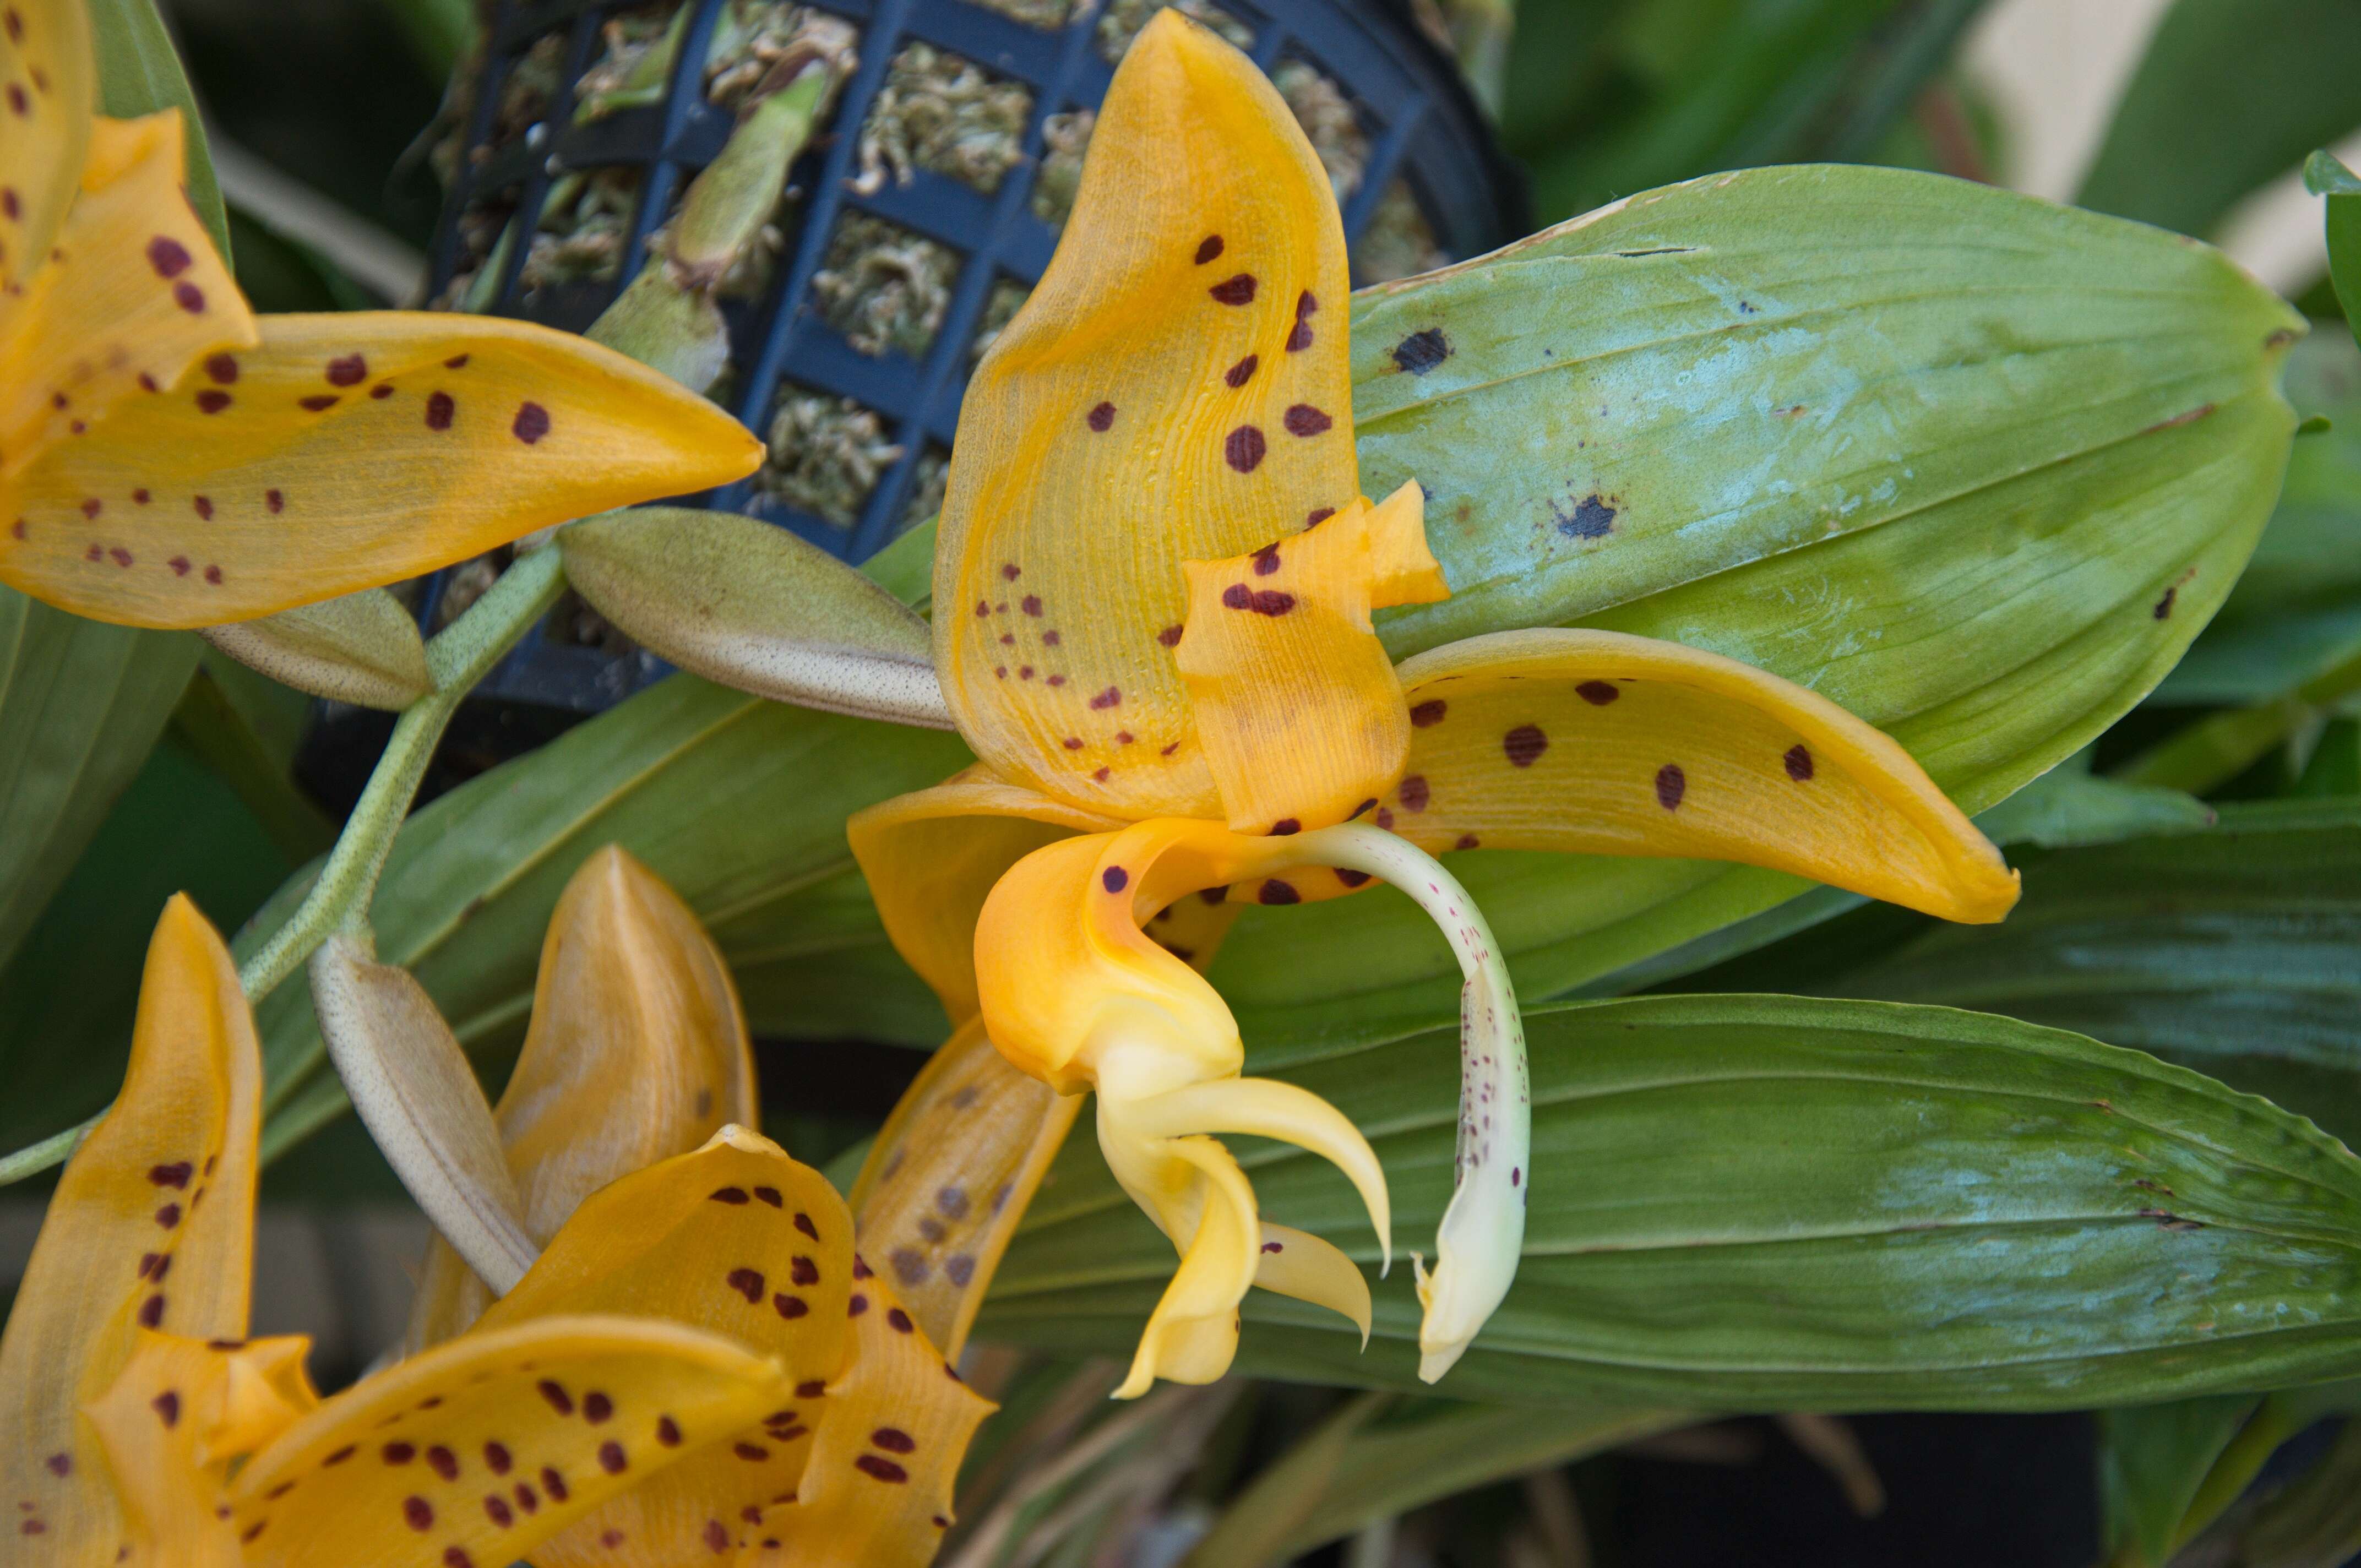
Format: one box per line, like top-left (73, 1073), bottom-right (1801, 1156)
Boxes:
top-left (1215, 165), bottom-right (2299, 1047)
top-left (0, 593), bottom-right (198, 980)
top-left (1967, 756), bottom-right (2215, 851)
top-left (987, 994), bottom-right (2361, 1409)
top-left (201, 590), bottom-right (434, 714)
top-left (2160, 329), bottom-right (2361, 704)
top-left (1179, 1394), bottom-right (1687, 1568)
top-left (2101, 1396), bottom-right (2264, 1567)
top-left (2079, 1), bottom-right (2361, 241)
top-left (1818, 801), bottom-right (2361, 1146)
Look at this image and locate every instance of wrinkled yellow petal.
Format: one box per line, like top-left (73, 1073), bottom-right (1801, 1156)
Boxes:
top-left (1, 313), bottom-right (762, 628)
top-left (1386, 629), bottom-right (2020, 923)
top-left (2, 111), bottom-right (254, 474)
top-left (1176, 480), bottom-right (1444, 835)
top-left (0, 894), bottom-right (259, 1561)
top-left (933, 9), bottom-right (1355, 818)
top-left (975, 821), bottom-right (1388, 1395)
top-left (471, 1126), bottom-right (855, 1568)
top-left (847, 766), bottom-right (1122, 1024)
top-left (0, 0), bottom-right (94, 298)
top-left (1253, 1223), bottom-right (1371, 1347)
top-left (409, 845), bottom-right (758, 1347)
top-left (82, 1332), bottom-right (317, 1567)
top-left (849, 1015), bottom-right (1082, 1358)
top-left (227, 1314), bottom-right (795, 1568)
top-left (743, 1267), bottom-right (994, 1566)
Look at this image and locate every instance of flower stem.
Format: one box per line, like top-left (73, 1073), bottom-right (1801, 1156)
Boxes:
top-left (1294, 823), bottom-right (1528, 1384)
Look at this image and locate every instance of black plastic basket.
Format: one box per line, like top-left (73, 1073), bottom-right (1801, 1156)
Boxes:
top-left (423, 0), bottom-right (1526, 710)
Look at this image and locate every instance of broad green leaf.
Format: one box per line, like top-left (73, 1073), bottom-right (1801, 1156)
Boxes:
top-left (2159, 329), bottom-right (2361, 704)
top-left (86, 0), bottom-right (230, 259)
top-left (2316, 150), bottom-right (2361, 341)
top-left (1820, 800), bottom-right (2361, 1146)
top-left (1216, 165), bottom-right (2300, 1049)
top-left (2077, 0), bottom-right (2361, 240)
top-left (1180, 1394), bottom-right (1685, 1567)
top-left (1968, 758), bottom-right (2214, 851)
top-left (2100, 1396), bottom-right (2262, 1566)
top-left (987, 994), bottom-right (2361, 1409)
top-left (202, 590), bottom-right (434, 712)
top-left (0, 592), bottom-right (197, 978)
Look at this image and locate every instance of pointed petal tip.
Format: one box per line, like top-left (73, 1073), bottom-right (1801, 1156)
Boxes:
top-left (1417, 1338), bottom-right (1471, 1385)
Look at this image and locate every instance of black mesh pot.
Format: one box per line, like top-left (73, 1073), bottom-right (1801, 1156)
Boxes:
top-left (422, 0), bottom-right (1525, 711)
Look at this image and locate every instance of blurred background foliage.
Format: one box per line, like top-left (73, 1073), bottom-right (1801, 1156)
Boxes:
top-left (7, 0), bottom-right (2361, 1563)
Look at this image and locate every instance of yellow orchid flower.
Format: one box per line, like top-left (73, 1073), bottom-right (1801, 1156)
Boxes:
top-left (372, 846), bottom-right (991, 1567)
top-left (847, 10), bottom-right (2021, 1395)
top-left (0, 895), bottom-right (801, 1567)
top-left (0, 0), bottom-right (759, 630)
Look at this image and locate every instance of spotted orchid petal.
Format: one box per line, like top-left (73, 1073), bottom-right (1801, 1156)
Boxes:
top-left (974, 820), bottom-right (1394, 1396)
top-left (468, 1126), bottom-right (857, 1568)
top-left (849, 1015), bottom-right (1084, 1358)
top-left (1176, 478), bottom-right (1446, 835)
top-left (934, 10), bottom-right (1357, 819)
top-left (0, 894), bottom-right (264, 1560)
top-left (0, 312), bottom-right (761, 628)
top-left (409, 846), bottom-right (760, 1346)
top-left (226, 1314), bottom-right (797, 1568)
top-left (1383, 629), bottom-right (2021, 923)
top-left (1, 110), bottom-right (254, 472)
top-left (81, 1331), bottom-right (318, 1564)
top-left (0, 0), bottom-right (95, 301)
top-left (738, 1266), bottom-right (995, 1566)
top-left (847, 765), bottom-right (1124, 1025)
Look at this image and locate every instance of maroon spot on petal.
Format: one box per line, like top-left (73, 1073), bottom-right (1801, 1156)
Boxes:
top-left (195, 495), bottom-right (215, 518)
top-left (149, 1161), bottom-right (193, 1189)
top-left (1512, 1167), bottom-right (1522, 1186)
top-left (78, 497), bottom-right (99, 519)
top-left (1398, 775), bottom-right (1430, 812)
top-left (1269, 818), bottom-right (1300, 836)
top-left (204, 565), bottom-right (222, 585)
top-left (1285, 319), bottom-right (1313, 352)
top-left (598, 1442), bottom-right (628, 1474)
top-left (512, 402), bottom-right (550, 444)
top-left (537, 1380), bottom-right (573, 1416)
top-left (1224, 424), bottom-right (1266, 472)
top-left (1089, 685), bottom-right (1121, 710)
top-left (849, 1293), bottom-right (870, 1316)
top-left (1259, 880), bottom-right (1300, 906)
top-left (445, 354), bottom-right (471, 369)
top-left (137, 1293), bottom-right (164, 1327)
top-left (1019, 666), bottom-right (1034, 680)
top-left (146, 236), bottom-right (192, 277)
top-left (1305, 506), bottom-right (1335, 527)
top-left (1410, 699), bottom-right (1447, 727)
top-left (1784, 744), bottom-right (1814, 781)
top-left (483, 1441), bottom-right (512, 1474)
top-left (1455, 833), bottom-right (1481, 851)
top-left (854, 1254), bottom-right (874, 1280)
top-left (733, 1442), bottom-right (770, 1462)
top-left (1504, 725), bottom-right (1549, 768)
top-left (1194, 235), bottom-right (1224, 264)
top-left (204, 353), bottom-right (238, 384)
top-left (1209, 273), bottom-right (1256, 304)
top-left (402, 1496), bottom-right (432, 1531)
top-left (325, 355), bottom-right (367, 386)
top-left (444, 1550), bottom-right (474, 1568)
top-left (1252, 543), bottom-right (1281, 576)
top-left (1656, 763), bottom-right (1687, 810)
top-left (753, 1186), bottom-right (782, 1207)
top-left (484, 1495), bottom-right (513, 1528)
top-left (299, 394), bottom-right (339, 411)
top-left (726, 1268), bottom-right (765, 1303)
top-left (425, 391), bottom-right (455, 430)
top-left (703, 1520), bottom-right (730, 1554)
top-left (371, 383), bottom-right (394, 399)
top-left (795, 1212), bottom-right (820, 1240)
top-left (1262, 1240), bottom-right (1284, 1253)
top-left (129, 488), bottom-right (149, 505)
top-left (154, 1202), bottom-right (182, 1228)
top-left (1086, 401), bottom-right (1115, 432)
top-left (84, 543), bottom-right (104, 562)
top-left (8, 518), bottom-right (20, 539)
top-left (1575, 680), bottom-right (1618, 706)
top-left (541, 1467), bottom-right (569, 1502)
top-left (1225, 353), bottom-right (1259, 388)
top-left (1062, 736), bottom-right (1084, 750)
top-left (1043, 629), bottom-right (1062, 645)
top-left (324, 1445), bottom-right (357, 1466)
top-left (602, 1532), bottom-right (625, 1549)
top-left (195, 389), bottom-right (231, 414)
top-left (857, 1456), bottom-right (911, 1483)
top-left (426, 1446), bottom-right (458, 1480)
top-left (138, 372), bottom-right (160, 391)
top-left (1019, 594), bottom-right (1042, 617)
top-left (1335, 868), bottom-right (1371, 888)
top-left (173, 281), bottom-right (205, 314)
top-left (1001, 563), bottom-right (1021, 580)
top-left (1283, 404), bottom-right (1332, 437)
top-left (265, 488), bottom-right (284, 514)
top-left (1092, 765), bottom-right (1111, 781)
top-left (774, 1294), bottom-right (808, 1319)
top-left (583, 1392), bottom-right (613, 1424)
top-left (872, 1428), bottom-right (917, 1453)
top-left (784, 1255), bottom-right (818, 1287)
top-left (514, 1483), bottom-right (538, 1513)
top-left (1103, 866), bottom-right (1129, 893)
top-left (1158, 623), bottom-right (1184, 647)
top-left (710, 1186), bottom-right (749, 1204)
top-left (43, 1453), bottom-right (69, 1478)
top-left (383, 1442), bottom-right (416, 1464)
